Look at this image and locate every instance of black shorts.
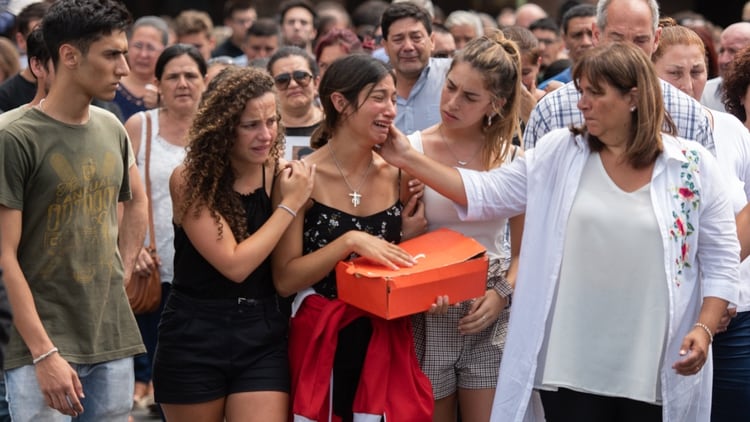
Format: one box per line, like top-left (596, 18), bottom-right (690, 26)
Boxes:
top-left (153, 290), bottom-right (290, 404)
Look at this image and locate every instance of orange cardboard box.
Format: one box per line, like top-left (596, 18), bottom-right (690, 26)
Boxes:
top-left (336, 228), bottom-right (489, 320)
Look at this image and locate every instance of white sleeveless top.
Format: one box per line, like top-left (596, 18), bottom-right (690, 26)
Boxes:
top-left (408, 130), bottom-right (510, 260)
top-left (136, 109), bottom-right (187, 284)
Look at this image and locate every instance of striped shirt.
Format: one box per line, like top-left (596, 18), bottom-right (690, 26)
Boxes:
top-left (524, 79), bottom-right (714, 153)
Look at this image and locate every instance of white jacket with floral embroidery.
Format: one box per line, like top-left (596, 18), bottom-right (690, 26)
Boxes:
top-left (455, 128), bottom-right (740, 422)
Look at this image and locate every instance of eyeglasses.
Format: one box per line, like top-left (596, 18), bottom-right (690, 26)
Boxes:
top-left (207, 56), bottom-right (235, 66)
top-left (273, 71), bottom-right (313, 90)
top-left (537, 38), bottom-right (558, 46)
top-left (131, 41), bottom-right (163, 55)
top-left (432, 50), bottom-right (454, 59)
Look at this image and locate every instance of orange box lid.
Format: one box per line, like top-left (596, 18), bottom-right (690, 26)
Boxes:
top-left (340, 228), bottom-right (486, 278)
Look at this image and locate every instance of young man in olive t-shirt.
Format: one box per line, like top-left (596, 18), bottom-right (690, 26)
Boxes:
top-left (0, 0), bottom-right (148, 420)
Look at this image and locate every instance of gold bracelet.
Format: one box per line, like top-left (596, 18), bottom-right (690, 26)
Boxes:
top-left (694, 322), bottom-right (714, 343)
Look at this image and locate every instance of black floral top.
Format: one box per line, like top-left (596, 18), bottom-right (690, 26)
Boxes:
top-left (303, 199), bottom-right (402, 298)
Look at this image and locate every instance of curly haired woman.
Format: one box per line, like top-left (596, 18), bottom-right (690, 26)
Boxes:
top-left (723, 45), bottom-right (750, 132)
top-left (152, 66), bottom-right (315, 422)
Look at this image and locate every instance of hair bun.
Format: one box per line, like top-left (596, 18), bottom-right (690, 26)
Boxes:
top-left (485, 28), bottom-right (506, 44)
top-left (659, 17), bottom-right (677, 28)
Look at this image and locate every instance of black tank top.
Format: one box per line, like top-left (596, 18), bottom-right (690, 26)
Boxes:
top-left (303, 200), bottom-right (403, 298)
top-left (172, 169), bottom-right (274, 300)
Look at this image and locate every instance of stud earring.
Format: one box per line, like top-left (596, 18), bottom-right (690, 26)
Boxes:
top-left (486, 114), bottom-right (494, 127)
top-left (630, 106), bottom-right (636, 112)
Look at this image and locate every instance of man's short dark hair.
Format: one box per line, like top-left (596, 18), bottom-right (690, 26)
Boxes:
top-left (223, 0), bottom-right (255, 20)
top-left (352, 0), bottom-right (388, 29)
top-left (381, 2), bottom-right (432, 40)
top-left (561, 4), bottom-right (596, 34)
top-left (432, 22), bottom-right (450, 35)
top-left (174, 9), bottom-right (214, 38)
top-left (529, 17), bottom-right (560, 34)
top-left (278, 0), bottom-right (317, 25)
top-left (16, 2), bottom-right (50, 37)
top-left (246, 17), bottom-right (280, 39)
top-left (42, 0), bottom-right (132, 66)
top-left (26, 26), bottom-right (50, 78)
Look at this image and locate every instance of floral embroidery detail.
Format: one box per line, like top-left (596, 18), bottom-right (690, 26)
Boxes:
top-left (669, 149), bottom-right (700, 287)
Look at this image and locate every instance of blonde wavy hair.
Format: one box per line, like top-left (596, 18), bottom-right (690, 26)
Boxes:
top-left (450, 29), bottom-right (522, 168)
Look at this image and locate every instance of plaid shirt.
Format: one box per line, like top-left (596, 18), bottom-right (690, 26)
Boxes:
top-left (524, 79), bottom-right (715, 153)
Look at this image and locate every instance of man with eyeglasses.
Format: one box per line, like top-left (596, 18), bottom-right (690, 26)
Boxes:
top-left (212, 0), bottom-right (257, 59)
top-left (381, 2), bottom-right (451, 135)
top-left (529, 17), bottom-right (567, 82)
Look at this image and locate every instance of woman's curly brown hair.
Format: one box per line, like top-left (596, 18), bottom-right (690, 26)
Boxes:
top-left (178, 66), bottom-right (285, 240)
top-left (723, 45), bottom-right (750, 124)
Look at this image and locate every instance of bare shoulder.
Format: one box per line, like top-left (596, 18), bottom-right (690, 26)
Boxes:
top-left (301, 146), bottom-right (328, 166)
top-left (418, 126), bottom-right (441, 147)
top-left (169, 164), bottom-right (187, 197)
top-left (123, 112), bottom-right (144, 154)
top-left (169, 164), bottom-right (188, 224)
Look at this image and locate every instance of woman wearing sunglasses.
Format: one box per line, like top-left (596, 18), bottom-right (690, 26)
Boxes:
top-left (267, 47), bottom-right (322, 160)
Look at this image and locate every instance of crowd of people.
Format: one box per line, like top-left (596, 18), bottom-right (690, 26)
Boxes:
top-left (0, 0), bottom-right (748, 421)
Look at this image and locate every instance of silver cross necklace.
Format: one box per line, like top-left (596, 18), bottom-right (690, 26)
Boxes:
top-left (329, 145), bottom-right (374, 207)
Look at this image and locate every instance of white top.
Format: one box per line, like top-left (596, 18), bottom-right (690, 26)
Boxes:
top-left (137, 109), bottom-right (187, 284)
top-left (701, 77), bottom-right (726, 112)
top-left (455, 128), bottom-right (739, 422)
top-left (535, 152), bottom-right (668, 404)
top-left (408, 130), bottom-right (508, 260)
top-left (711, 109), bottom-right (750, 311)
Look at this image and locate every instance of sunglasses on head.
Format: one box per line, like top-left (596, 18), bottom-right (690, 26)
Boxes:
top-left (274, 70), bottom-right (313, 90)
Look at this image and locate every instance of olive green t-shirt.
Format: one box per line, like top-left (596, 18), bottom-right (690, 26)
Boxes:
top-left (0, 106), bottom-right (144, 369)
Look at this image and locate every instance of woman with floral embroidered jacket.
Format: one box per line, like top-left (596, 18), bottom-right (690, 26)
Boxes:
top-left (652, 21), bottom-right (750, 422)
top-left (377, 42), bottom-right (740, 422)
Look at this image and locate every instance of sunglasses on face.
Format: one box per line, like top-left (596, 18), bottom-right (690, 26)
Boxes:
top-left (274, 70), bottom-right (313, 90)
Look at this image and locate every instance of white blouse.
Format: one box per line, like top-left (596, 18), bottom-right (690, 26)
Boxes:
top-left (455, 129), bottom-right (739, 422)
top-left (535, 152), bottom-right (668, 404)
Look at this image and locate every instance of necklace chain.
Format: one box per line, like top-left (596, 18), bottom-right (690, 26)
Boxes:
top-left (438, 124), bottom-right (482, 167)
top-left (329, 145), bottom-right (374, 207)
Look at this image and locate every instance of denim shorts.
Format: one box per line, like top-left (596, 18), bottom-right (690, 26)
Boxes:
top-left (153, 290), bottom-right (290, 404)
top-left (5, 357), bottom-right (133, 422)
